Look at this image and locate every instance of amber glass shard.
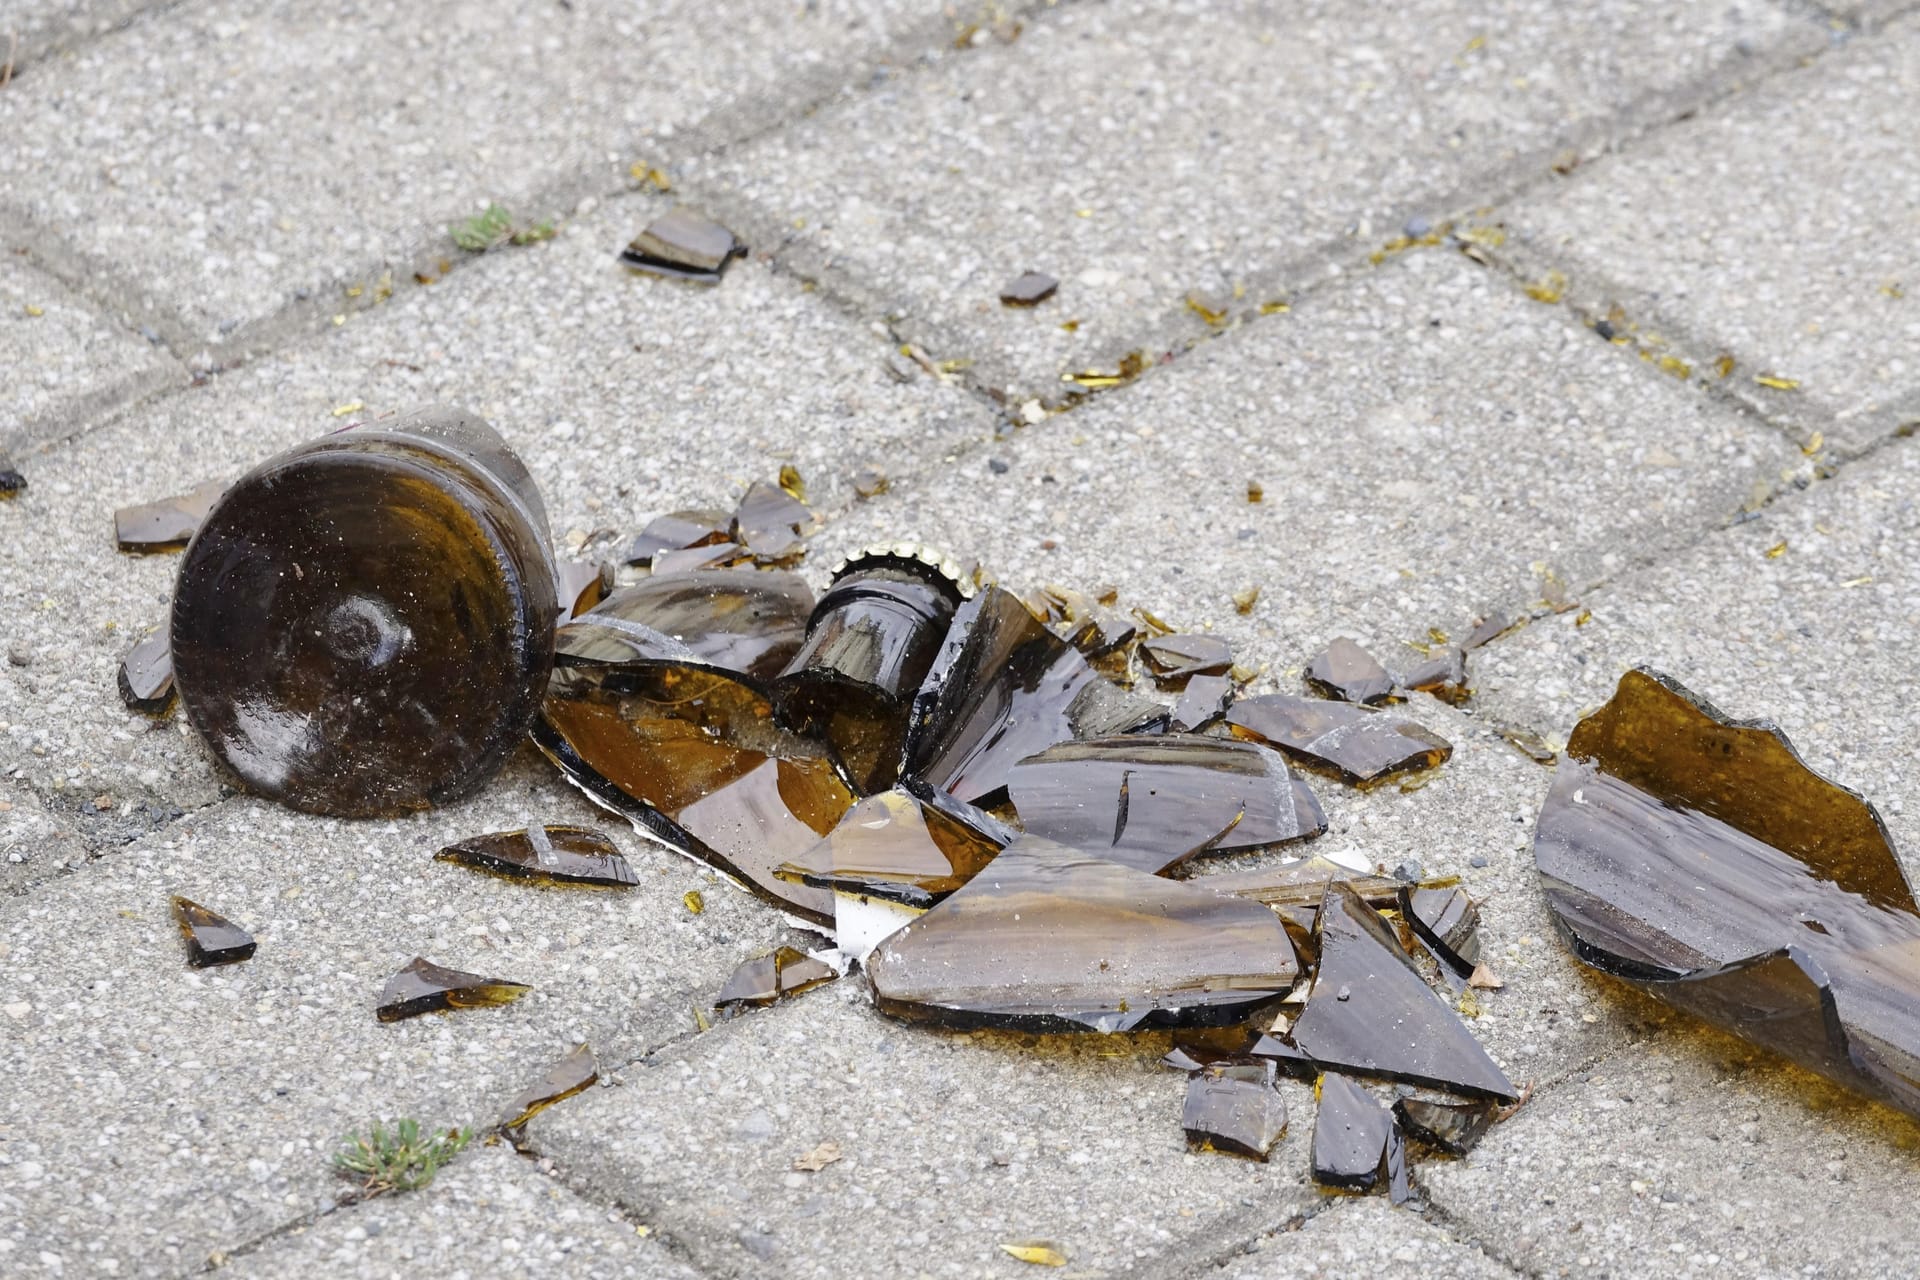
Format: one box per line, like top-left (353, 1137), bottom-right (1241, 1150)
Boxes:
top-left (1304, 638), bottom-right (1395, 705)
top-left (376, 956), bottom-right (531, 1022)
top-left (624, 509), bottom-right (732, 567)
top-left (999, 271), bottom-right (1058, 307)
top-left (853, 466), bottom-right (890, 498)
top-left (556, 559), bottom-right (615, 618)
top-left (902, 587), bottom-right (1165, 807)
top-left (1462, 612), bottom-right (1515, 649)
top-left (113, 479), bottom-right (225, 552)
top-left (1494, 721), bottom-right (1557, 766)
top-left (118, 631), bottom-right (175, 714)
top-left (731, 479), bottom-right (812, 560)
top-left (1400, 885), bottom-right (1481, 976)
top-left (1400, 646), bottom-right (1469, 704)
top-left (651, 542), bottom-right (746, 574)
top-left (1005, 735), bottom-right (1325, 874)
top-left (0, 452), bottom-right (24, 499)
top-left (1393, 1096), bottom-right (1496, 1156)
top-left (1189, 856), bottom-right (1411, 909)
top-left (435, 825), bottom-right (638, 888)
top-left (1169, 674), bottom-right (1233, 733)
top-left (715, 946), bottom-right (838, 1013)
top-left (865, 835), bottom-right (1298, 1033)
top-left (1227, 695), bottom-right (1451, 786)
top-left (1069, 611), bottom-right (1137, 663)
top-left (1141, 633), bottom-right (1233, 682)
top-left (775, 787), bottom-right (1007, 908)
top-left (554, 569), bottom-right (814, 687)
top-left (170, 896), bottom-right (256, 967)
top-left (1535, 667), bottom-right (1920, 1118)
top-left (620, 209), bottom-right (745, 284)
top-left (503, 1043), bottom-right (598, 1130)
top-left (1182, 1061), bottom-right (1288, 1160)
top-left (1311, 1073), bottom-right (1411, 1203)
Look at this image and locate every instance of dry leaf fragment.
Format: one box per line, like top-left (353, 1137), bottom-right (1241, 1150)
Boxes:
top-left (1000, 1242), bottom-right (1068, 1267)
top-left (792, 1141), bottom-right (843, 1172)
top-left (1468, 964), bottom-right (1505, 990)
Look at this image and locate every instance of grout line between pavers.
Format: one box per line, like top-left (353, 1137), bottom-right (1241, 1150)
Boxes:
top-left (1, 789), bottom-right (232, 901)
top-left (499, 1138), bottom-right (727, 1279)
top-left (0, 0), bottom-right (194, 84)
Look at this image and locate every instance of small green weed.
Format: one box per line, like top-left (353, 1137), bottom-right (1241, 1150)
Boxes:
top-left (449, 203), bottom-right (556, 252)
top-left (331, 1118), bottom-right (471, 1196)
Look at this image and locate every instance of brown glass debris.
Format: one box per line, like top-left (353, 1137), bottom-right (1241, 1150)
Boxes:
top-left (170, 408), bottom-right (557, 818)
top-left (435, 825), bottom-right (638, 888)
top-left (556, 559), bottom-right (615, 618)
top-left (1401, 885), bottom-right (1481, 976)
top-left (776, 786), bottom-right (1007, 908)
top-left (1535, 667), bottom-right (1920, 1118)
top-left (1461, 613), bottom-right (1516, 649)
top-left (1182, 1061), bottom-right (1288, 1160)
top-left (999, 271), bottom-right (1058, 307)
top-left (625, 509), bottom-right (731, 567)
top-left (503, 1043), bottom-right (598, 1130)
top-left (376, 956), bottom-right (531, 1022)
top-left (1005, 735), bottom-right (1325, 874)
top-left (1494, 721), bottom-right (1557, 766)
top-left (865, 835), bottom-right (1298, 1033)
top-left (1393, 1096), bottom-right (1496, 1156)
top-left (650, 542), bottom-right (746, 574)
top-left (1311, 1073), bottom-right (1411, 1203)
top-left (1169, 673), bottom-right (1233, 733)
top-left (731, 479), bottom-right (813, 561)
top-left (118, 631), bottom-right (175, 715)
top-left (556, 569), bottom-right (813, 687)
top-left (1141, 633), bottom-right (1233, 683)
top-left (1305, 638), bottom-right (1394, 705)
top-left (715, 946), bottom-right (838, 1013)
top-left (1399, 646), bottom-right (1469, 704)
top-left (1228, 695), bottom-right (1451, 787)
top-left (853, 466), bottom-right (890, 498)
top-left (170, 895), bottom-right (256, 967)
top-left (114, 479), bottom-right (225, 552)
top-left (620, 208), bottom-right (745, 284)
top-left (0, 452), bottom-right (25, 499)
top-left (903, 587), bottom-right (1165, 807)
top-left (1190, 856), bottom-right (1414, 910)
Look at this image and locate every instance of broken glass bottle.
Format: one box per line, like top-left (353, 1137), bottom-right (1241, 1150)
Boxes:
top-left (1535, 667), bottom-right (1920, 1119)
top-left (1182, 1061), bottom-right (1288, 1160)
top-left (502, 1043), bottom-right (598, 1131)
top-left (999, 272), bottom-right (1058, 307)
top-left (554, 569), bottom-right (815, 688)
top-left (113, 478), bottom-right (225, 552)
top-left (435, 825), bottom-right (638, 887)
top-left (1140, 633), bottom-right (1233, 683)
top-left (775, 786), bottom-right (1009, 908)
top-left (118, 631), bottom-right (175, 715)
top-left (1227, 695), bottom-right (1451, 786)
top-left (1311, 1073), bottom-right (1410, 1203)
top-left (170, 896), bottom-right (256, 967)
top-left (864, 835), bottom-right (1298, 1032)
top-left (619, 209), bottom-right (746, 284)
top-left (1304, 638), bottom-right (1395, 705)
top-left (375, 955), bottom-right (531, 1022)
top-left (1169, 673), bottom-right (1233, 733)
top-left (1392, 1096), bottom-right (1496, 1156)
top-left (714, 946), bottom-right (838, 1013)
top-left (170, 407), bottom-right (558, 818)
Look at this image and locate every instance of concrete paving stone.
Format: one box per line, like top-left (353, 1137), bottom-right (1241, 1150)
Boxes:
top-left (0, 0), bottom-right (966, 344)
top-left (1420, 1030), bottom-right (1920, 1278)
top-left (0, 0), bottom-right (158, 69)
top-left (0, 191), bottom-right (993, 851)
top-left (1213, 1198), bottom-right (1519, 1280)
top-left (0, 775), bottom-right (92, 894)
top-left (1496, 15), bottom-right (1920, 453)
top-left (807, 247), bottom-right (1801, 658)
top-left (0, 773), bottom-right (824, 1277)
top-left (0, 251), bottom-right (181, 452)
top-left (692, 0), bottom-right (1818, 403)
top-left (230, 1144), bottom-right (699, 1280)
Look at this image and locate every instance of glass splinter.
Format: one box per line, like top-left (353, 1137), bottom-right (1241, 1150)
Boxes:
top-left (1400, 885), bottom-right (1482, 976)
top-left (651, 542), bottom-right (745, 574)
top-left (503, 1043), bottom-right (598, 1130)
top-left (375, 956), bottom-right (531, 1023)
top-left (1311, 1073), bottom-right (1411, 1204)
top-left (1305, 638), bottom-right (1395, 705)
top-left (1289, 883), bottom-right (1517, 1101)
top-left (1169, 673), bottom-right (1233, 733)
top-left (1393, 1096), bottom-right (1496, 1156)
top-left (774, 787), bottom-right (1007, 908)
top-left (1227, 694), bottom-right (1451, 786)
top-left (435, 825), bottom-right (638, 888)
top-left (1186, 856), bottom-right (1414, 909)
top-left (865, 835), bottom-right (1299, 1033)
top-left (170, 896), bottom-right (256, 967)
top-left (715, 945), bottom-right (838, 1013)
top-left (999, 271), bottom-right (1058, 307)
top-left (625, 509), bottom-right (732, 567)
top-left (1140, 633), bottom-right (1233, 683)
top-left (619, 209), bottom-right (745, 284)
top-left (119, 631), bottom-right (175, 714)
top-left (113, 479), bottom-right (225, 552)
top-left (1182, 1061), bottom-right (1288, 1160)
top-left (1006, 735), bottom-right (1325, 874)
top-left (1535, 667), bottom-right (1920, 1119)
top-left (1400, 646), bottom-right (1469, 704)
top-left (731, 479), bottom-right (813, 561)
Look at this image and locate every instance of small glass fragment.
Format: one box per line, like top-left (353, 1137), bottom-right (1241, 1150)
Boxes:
top-left (625, 509), bottom-right (732, 567)
top-left (1232, 585), bottom-right (1261, 614)
top-left (1754, 373), bottom-right (1801, 391)
top-left (1311, 1073), bottom-right (1411, 1203)
top-left (619, 208), bottom-right (746, 284)
top-left (1304, 638), bottom-right (1395, 705)
top-left (865, 835), bottom-right (1298, 1032)
top-left (1461, 613), bottom-right (1515, 649)
top-left (1182, 1060), bottom-right (1288, 1160)
top-left (1246, 480), bottom-right (1263, 504)
top-left (1493, 721), bottom-right (1557, 766)
top-left (1000, 1243), bottom-right (1068, 1267)
top-left (1400, 885), bottom-right (1481, 976)
top-left (556, 559), bottom-right (615, 618)
top-left (853, 466), bottom-right (890, 498)
top-left (777, 464), bottom-right (806, 502)
top-left (434, 825), bottom-right (638, 888)
top-left (714, 946), bottom-right (838, 1012)
top-left (776, 786), bottom-right (1007, 907)
top-left (0, 453), bottom-right (25, 499)
top-left (113, 479), bottom-right (225, 552)
top-left (999, 272), bottom-right (1058, 307)
top-left (1141, 633), bottom-right (1233, 683)
top-left (375, 956), bottom-right (530, 1022)
top-left (684, 889), bottom-right (705, 914)
top-left (1228, 695), bottom-right (1452, 787)
top-left (118, 631), bottom-right (175, 714)
top-left (1005, 735), bottom-right (1325, 874)
top-left (731, 479), bottom-right (813, 561)
top-left (502, 1043), bottom-right (598, 1129)
top-left (170, 895), bottom-right (256, 967)
top-left (1062, 350), bottom-right (1146, 390)
top-left (1392, 1096), bottom-right (1496, 1156)
top-left (1169, 673), bottom-right (1234, 733)
top-left (1400, 646), bottom-right (1469, 704)
top-left (650, 542), bottom-right (746, 574)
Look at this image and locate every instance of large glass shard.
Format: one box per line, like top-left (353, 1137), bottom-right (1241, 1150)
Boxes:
top-left (1400, 885), bottom-right (1481, 976)
top-left (620, 209), bottom-right (745, 284)
top-left (554, 570), bottom-right (814, 687)
top-left (113, 479), bottom-right (225, 552)
top-left (375, 956), bottom-right (531, 1022)
top-left (1182, 1061), bottom-right (1288, 1160)
top-left (1393, 1096), bottom-right (1496, 1156)
top-left (625, 509), bottom-right (731, 566)
top-left (503, 1043), bottom-right (598, 1130)
top-left (731, 479), bottom-right (812, 561)
top-left (1288, 884), bottom-right (1517, 1100)
top-left (537, 663), bottom-right (848, 925)
top-left (775, 787), bottom-right (1007, 908)
top-left (1227, 695), bottom-right (1451, 786)
top-left (715, 946), bottom-right (838, 1014)
top-left (1169, 674), bottom-right (1233, 733)
top-left (119, 631), bottom-right (175, 714)
top-left (1188, 856), bottom-right (1413, 909)
top-left (865, 835), bottom-right (1298, 1032)
top-left (1140, 633), bottom-right (1233, 683)
top-left (170, 896), bottom-right (255, 967)
top-left (1005, 735), bottom-right (1325, 874)
top-left (902, 587), bottom-right (1166, 807)
top-left (1534, 667), bottom-right (1920, 1118)
top-left (1311, 1073), bottom-right (1411, 1203)
top-left (435, 825), bottom-right (638, 888)
top-left (1304, 638), bottom-right (1394, 705)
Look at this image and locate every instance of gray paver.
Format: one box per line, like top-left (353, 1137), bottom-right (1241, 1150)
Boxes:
top-left (1497, 15), bottom-right (1920, 452)
top-left (229, 1145), bottom-right (698, 1280)
top-left (1215, 1199), bottom-right (1519, 1280)
top-left (0, 0), bottom-right (159, 68)
top-left (694, 0), bottom-right (1817, 402)
top-left (0, 0), bottom-right (959, 343)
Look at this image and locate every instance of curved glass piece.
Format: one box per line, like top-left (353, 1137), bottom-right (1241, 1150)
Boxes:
top-left (1181, 1061), bottom-right (1288, 1161)
top-left (114, 479), bottom-right (226, 553)
top-left (119, 631), bottom-right (175, 715)
top-left (503, 1043), bottom-right (599, 1131)
top-left (624, 509), bottom-right (732, 567)
top-left (554, 570), bottom-right (815, 688)
top-left (775, 787), bottom-right (1007, 908)
top-left (1393, 1096), bottom-right (1497, 1156)
top-left (1227, 695), bottom-right (1451, 787)
top-left (1140, 633), bottom-right (1233, 682)
top-left (375, 956), bottom-right (530, 1022)
top-left (714, 946), bottom-right (838, 1014)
